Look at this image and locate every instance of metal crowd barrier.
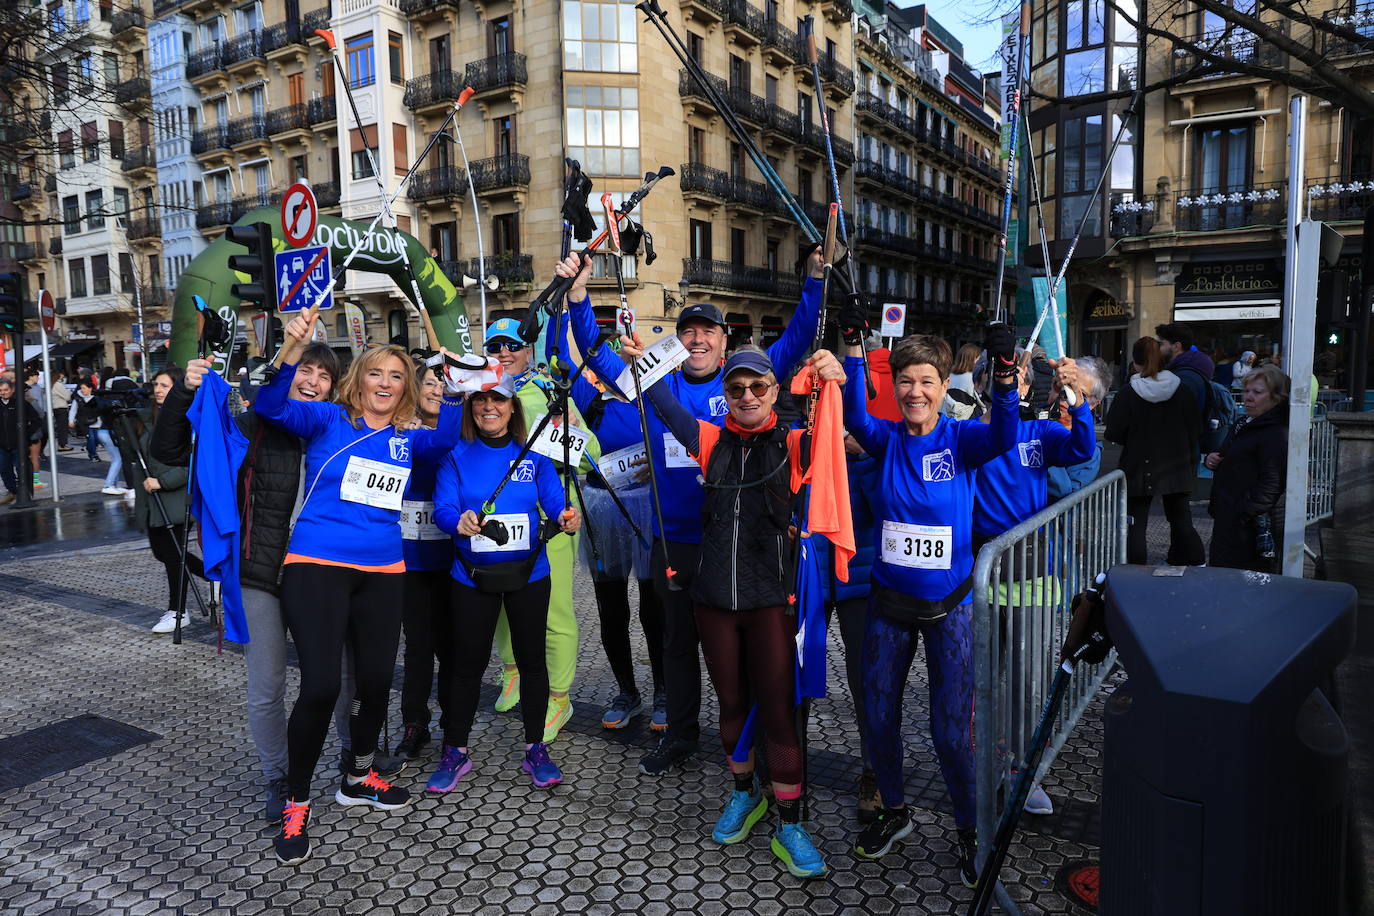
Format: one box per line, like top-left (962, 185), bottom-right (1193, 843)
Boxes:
top-left (972, 470), bottom-right (1128, 882)
top-left (1307, 413), bottom-right (1336, 526)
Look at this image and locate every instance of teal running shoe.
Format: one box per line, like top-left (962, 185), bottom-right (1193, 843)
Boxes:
top-left (711, 785), bottom-right (767, 845)
top-left (771, 822), bottom-right (827, 879)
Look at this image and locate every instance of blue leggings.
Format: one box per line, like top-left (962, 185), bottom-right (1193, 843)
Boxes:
top-left (863, 602), bottom-right (975, 828)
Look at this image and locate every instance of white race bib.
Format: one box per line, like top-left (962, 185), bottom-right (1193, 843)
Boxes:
top-left (663, 433), bottom-right (697, 469)
top-left (880, 521), bottom-right (953, 570)
top-left (339, 456), bottom-right (410, 511)
top-left (528, 414), bottom-right (590, 468)
top-left (399, 499), bottom-right (446, 541)
top-left (471, 513), bottom-right (532, 553)
top-left (598, 443), bottom-right (648, 489)
top-left (613, 335), bottom-right (691, 395)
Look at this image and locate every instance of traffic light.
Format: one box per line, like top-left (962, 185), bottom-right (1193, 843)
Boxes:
top-left (226, 221), bottom-right (274, 309)
top-left (0, 272), bottom-right (21, 333)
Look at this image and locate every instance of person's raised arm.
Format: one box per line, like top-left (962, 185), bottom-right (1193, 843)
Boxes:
top-left (410, 363), bottom-right (464, 463)
top-left (1040, 359), bottom-right (1096, 466)
top-left (253, 313), bottom-right (334, 440)
top-left (764, 248), bottom-right (825, 377)
top-left (830, 349), bottom-right (887, 457)
top-left (957, 325), bottom-right (1021, 468)
top-left (557, 253), bottom-right (606, 357)
top-left (619, 332), bottom-right (704, 454)
top-left (150, 368), bottom-right (201, 466)
top-left (432, 452), bottom-right (465, 537)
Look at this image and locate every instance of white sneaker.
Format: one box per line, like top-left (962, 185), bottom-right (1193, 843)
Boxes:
top-left (101, 486), bottom-right (126, 495)
top-left (151, 608), bottom-right (190, 634)
top-left (123, 488), bottom-right (136, 500)
top-left (1024, 785), bottom-right (1054, 815)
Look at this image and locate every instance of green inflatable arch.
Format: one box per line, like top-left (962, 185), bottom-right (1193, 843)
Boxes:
top-left (169, 207), bottom-right (475, 367)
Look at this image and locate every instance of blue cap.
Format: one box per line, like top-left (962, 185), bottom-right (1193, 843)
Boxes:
top-left (722, 349), bottom-right (774, 380)
top-left (676, 302), bottom-right (728, 332)
top-left (486, 317), bottom-right (523, 344)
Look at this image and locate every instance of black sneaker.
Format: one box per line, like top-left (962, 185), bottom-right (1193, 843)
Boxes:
top-left (335, 771), bottom-right (411, 810)
top-left (338, 751), bottom-right (405, 779)
top-left (855, 806), bottom-right (914, 859)
top-left (395, 723), bottom-right (430, 759)
top-left (856, 769), bottom-right (880, 824)
top-left (274, 800), bottom-right (312, 866)
top-left (264, 777), bottom-right (289, 823)
top-left (956, 826), bottom-right (978, 888)
top-left (638, 736), bottom-right (698, 776)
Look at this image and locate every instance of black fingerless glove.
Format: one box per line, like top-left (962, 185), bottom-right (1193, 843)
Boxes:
top-left (984, 323), bottom-right (1017, 387)
top-left (840, 294), bottom-right (870, 346)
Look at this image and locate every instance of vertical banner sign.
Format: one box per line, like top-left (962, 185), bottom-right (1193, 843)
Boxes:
top-left (1030, 277), bottom-right (1069, 359)
top-left (344, 302), bottom-right (367, 357)
top-left (250, 312), bottom-right (269, 351)
top-left (1000, 9), bottom-right (1023, 269)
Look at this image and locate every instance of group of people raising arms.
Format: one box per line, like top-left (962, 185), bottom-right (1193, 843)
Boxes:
top-left (154, 245), bottom-right (1091, 881)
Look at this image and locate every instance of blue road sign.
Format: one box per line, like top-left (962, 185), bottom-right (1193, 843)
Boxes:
top-left (275, 245), bottom-right (333, 312)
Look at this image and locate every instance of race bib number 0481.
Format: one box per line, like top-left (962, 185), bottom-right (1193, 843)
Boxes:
top-left (880, 521), bottom-right (953, 570)
top-left (339, 456), bottom-right (410, 512)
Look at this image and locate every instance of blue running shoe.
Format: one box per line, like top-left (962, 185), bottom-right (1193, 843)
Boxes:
top-left (711, 785), bottom-right (767, 845)
top-left (771, 823), bottom-right (827, 879)
top-left (522, 743), bottom-right (562, 788)
top-left (650, 688), bottom-right (667, 732)
top-left (426, 745), bottom-right (472, 794)
top-left (602, 691), bottom-right (643, 729)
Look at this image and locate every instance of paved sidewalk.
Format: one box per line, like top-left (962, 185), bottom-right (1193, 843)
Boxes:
top-left (0, 536), bottom-right (1110, 916)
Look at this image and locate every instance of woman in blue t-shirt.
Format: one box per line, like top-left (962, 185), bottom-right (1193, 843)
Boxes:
top-left (256, 313), bottom-right (462, 867)
top-left (429, 375), bottom-right (581, 796)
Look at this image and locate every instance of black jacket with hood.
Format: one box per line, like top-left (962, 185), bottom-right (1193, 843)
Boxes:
top-left (1106, 369), bottom-right (1200, 497)
top-left (1208, 404), bottom-right (1287, 526)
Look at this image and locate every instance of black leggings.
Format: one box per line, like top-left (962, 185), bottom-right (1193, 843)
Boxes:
top-left (594, 577), bottom-right (665, 697)
top-left (280, 563), bottom-right (404, 800)
top-left (694, 603), bottom-right (802, 786)
top-left (447, 577), bottom-right (552, 747)
top-left (400, 569), bottom-right (454, 731)
top-left (1127, 492), bottom-right (1205, 566)
top-left (146, 524), bottom-right (205, 610)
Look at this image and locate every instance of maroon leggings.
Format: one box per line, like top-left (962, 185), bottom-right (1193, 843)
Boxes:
top-left (694, 603), bottom-right (802, 786)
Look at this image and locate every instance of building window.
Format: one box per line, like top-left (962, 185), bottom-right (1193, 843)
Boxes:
top-left (429, 34), bottom-right (450, 74)
top-left (63, 196), bottom-right (81, 234)
top-left (430, 221), bottom-right (456, 261)
top-left (103, 52), bottom-right (119, 88)
top-left (49, 1), bottom-right (66, 34)
top-left (686, 31), bottom-right (703, 62)
top-left (113, 187), bottom-right (129, 227)
top-left (52, 63), bottom-right (69, 102)
top-left (387, 309), bottom-right (409, 348)
top-left (58, 130), bottom-right (75, 169)
top-left (1059, 115), bottom-right (1104, 237)
top-left (492, 213), bottom-right (520, 254)
top-left (92, 254), bottom-right (111, 295)
top-left (388, 31), bottom-right (404, 84)
top-left (493, 115), bottom-right (515, 156)
top-left (82, 122), bottom-right (99, 161)
top-left (109, 121), bottom-right (124, 159)
top-left (563, 0), bottom-right (638, 72)
top-left (689, 218), bottom-right (711, 260)
top-left (392, 123), bottom-right (408, 176)
top-left (346, 33), bottom-right (375, 88)
top-left (1194, 124), bottom-right (1251, 192)
top-left (489, 16), bottom-right (512, 55)
top-left (730, 227), bottom-right (746, 265)
top-left (566, 85), bottom-right (640, 177)
top-left (69, 259), bottom-right (87, 297)
top-left (119, 253), bottom-right (134, 293)
top-left (86, 190), bottom-right (105, 230)
top-left (688, 127), bottom-right (705, 164)
top-left (351, 126), bottom-right (376, 180)
top-left (79, 55), bottom-right (95, 88)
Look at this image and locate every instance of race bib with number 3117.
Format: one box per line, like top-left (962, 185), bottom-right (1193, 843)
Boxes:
top-left (471, 513), bottom-right (532, 553)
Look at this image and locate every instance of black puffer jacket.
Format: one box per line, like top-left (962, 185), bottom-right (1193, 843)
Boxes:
top-left (151, 382), bottom-right (303, 595)
top-left (1207, 405), bottom-right (1287, 572)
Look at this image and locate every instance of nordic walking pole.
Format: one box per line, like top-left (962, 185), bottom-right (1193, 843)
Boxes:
top-left (992, 3), bottom-right (1030, 325)
top-left (448, 107), bottom-right (489, 339)
top-left (970, 575), bottom-right (1111, 916)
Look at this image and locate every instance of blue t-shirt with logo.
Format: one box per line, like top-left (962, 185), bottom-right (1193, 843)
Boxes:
top-left (432, 437), bottom-right (566, 587)
top-left (843, 355), bottom-right (1018, 601)
top-left (972, 409), bottom-right (1095, 538)
top-left (401, 456), bottom-right (455, 572)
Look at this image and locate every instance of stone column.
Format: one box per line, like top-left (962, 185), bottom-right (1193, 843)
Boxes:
top-left (1329, 411), bottom-right (1374, 530)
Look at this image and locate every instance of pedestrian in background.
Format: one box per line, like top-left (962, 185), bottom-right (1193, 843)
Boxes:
top-left (948, 343), bottom-right (981, 397)
top-left (49, 371), bottom-right (73, 451)
top-left (1107, 337), bottom-right (1205, 566)
top-left (0, 376), bottom-right (42, 505)
top-left (1231, 350), bottom-right (1257, 390)
top-left (1046, 357), bottom-right (1108, 502)
top-left (1155, 322), bottom-right (1215, 417)
top-left (1204, 365), bottom-right (1290, 572)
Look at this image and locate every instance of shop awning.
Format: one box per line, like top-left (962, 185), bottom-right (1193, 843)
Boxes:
top-left (1174, 301), bottom-right (1281, 322)
top-left (49, 340), bottom-right (102, 358)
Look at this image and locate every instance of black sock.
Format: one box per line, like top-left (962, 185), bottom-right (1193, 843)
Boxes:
top-left (733, 770), bottom-right (755, 794)
top-left (776, 795), bottom-right (800, 824)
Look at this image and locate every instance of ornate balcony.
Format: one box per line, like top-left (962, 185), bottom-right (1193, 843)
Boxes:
top-left (262, 20), bottom-right (305, 55)
top-left (681, 258), bottom-right (802, 301)
top-left (111, 6), bottom-right (145, 36)
top-left (49, 237), bottom-right (63, 255)
top-left (403, 69), bottom-right (466, 112)
top-left (1307, 177), bottom-right (1374, 222)
top-left (469, 154), bottom-right (529, 193)
top-left (313, 180), bottom-right (341, 209)
top-left (761, 20), bottom-right (798, 66)
top-left (227, 115), bottom-right (269, 147)
top-left (465, 52), bottom-right (527, 97)
top-left (306, 95), bottom-right (337, 124)
top-left (224, 31), bottom-right (265, 69)
top-left (45, 174), bottom-right (57, 192)
top-left (152, 0), bottom-right (182, 15)
top-left (12, 183), bottom-right (32, 201)
top-left (190, 127), bottom-right (230, 155)
top-left (120, 144), bottom-right (155, 174)
top-left (680, 0), bottom-right (725, 23)
top-left (1322, 2), bottom-right (1374, 55)
top-left (187, 46), bottom-right (224, 80)
top-left (467, 253), bottom-right (535, 285)
top-left (302, 6), bottom-right (331, 32)
top-left (722, 0), bottom-right (766, 47)
top-left (1171, 22), bottom-right (1287, 79)
top-left (807, 53), bottom-right (855, 98)
top-left (128, 215), bottom-right (161, 241)
top-left (400, 0), bottom-right (462, 20)
top-left (821, 0), bottom-right (852, 23)
top-left (115, 76), bottom-right (150, 107)
top-left (407, 165), bottom-right (470, 202)
top-left (1174, 181), bottom-right (1283, 231)
top-left (267, 104), bottom-right (308, 136)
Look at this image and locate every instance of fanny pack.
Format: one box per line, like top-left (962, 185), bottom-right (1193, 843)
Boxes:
top-left (874, 574), bottom-right (973, 625)
top-left (458, 518), bottom-right (561, 595)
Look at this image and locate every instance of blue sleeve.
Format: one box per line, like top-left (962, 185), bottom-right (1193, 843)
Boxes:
top-left (957, 383), bottom-right (1019, 469)
top-left (432, 451), bottom-right (463, 537)
top-left (253, 362), bottom-right (333, 440)
top-left (1042, 405), bottom-right (1096, 466)
top-left (765, 277), bottom-right (823, 377)
top-left (536, 454), bottom-right (568, 519)
top-left (409, 399), bottom-right (462, 465)
top-left (567, 294), bottom-right (631, 398)
top-left (644, 382), bottom-right (701, 454)
top-left (843, 355), bottom-right (890, 456)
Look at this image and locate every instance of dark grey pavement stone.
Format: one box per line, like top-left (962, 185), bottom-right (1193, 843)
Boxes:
top-left (0, 540), bottom-right (1109, 915)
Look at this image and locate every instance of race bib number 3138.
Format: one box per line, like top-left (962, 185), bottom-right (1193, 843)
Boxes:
top-left (339, 456), bottom-right (410, 511)
top-left (880, 521), bottom-right (953, 570)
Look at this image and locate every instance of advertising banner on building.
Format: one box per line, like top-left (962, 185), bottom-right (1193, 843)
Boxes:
top-left (1174, 258), bottom-right (1282, 321)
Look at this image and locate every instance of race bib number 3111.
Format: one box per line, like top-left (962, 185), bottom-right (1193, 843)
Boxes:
top-left (339, 456), bottom-right (410, 511)
top-left (880, 521), bottom-right (953, 570)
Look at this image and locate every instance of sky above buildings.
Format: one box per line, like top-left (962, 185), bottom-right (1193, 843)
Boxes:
top-left (922, 0), bottom-right (1010, 73)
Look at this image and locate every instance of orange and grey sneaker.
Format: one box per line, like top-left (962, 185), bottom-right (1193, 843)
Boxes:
top-left (274, 800), bottom-right (312, 866)
top-left (335, 770), bottom-right (411, 811)
top-left (494, 667), bottom-right (521, 713)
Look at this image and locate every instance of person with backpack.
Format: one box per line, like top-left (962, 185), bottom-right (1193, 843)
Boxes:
top-left (1106, 337), bottom-right (1206, 566)
top-left (1155, 323), bottom-right (1237, 452)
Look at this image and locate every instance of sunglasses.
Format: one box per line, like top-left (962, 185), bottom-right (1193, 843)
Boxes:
top-left (725, 380), bottom-right (774, 400)
top-left (485, 341), bottom-right (526, 354)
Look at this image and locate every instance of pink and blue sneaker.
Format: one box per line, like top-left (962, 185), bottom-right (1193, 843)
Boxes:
top-left (426, 745), bottom-right (472, 794)
top-left (522, 743), bottom-right (562, 788)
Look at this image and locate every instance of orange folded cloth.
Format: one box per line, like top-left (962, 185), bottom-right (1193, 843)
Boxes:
top-left (789, 366), bottom-right (855, 581)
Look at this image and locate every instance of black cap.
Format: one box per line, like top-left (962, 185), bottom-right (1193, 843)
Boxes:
top-left (676, 302), bottom-right (728, 333)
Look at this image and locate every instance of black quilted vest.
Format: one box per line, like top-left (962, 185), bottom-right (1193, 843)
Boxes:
top-left (692, 426), bottom-right (794, 611)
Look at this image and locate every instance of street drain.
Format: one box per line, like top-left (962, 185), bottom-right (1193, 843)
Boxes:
top-left (0, 714), bottom-right (160, 791)
top-left (1055, 859), bottom-right (1100, 913)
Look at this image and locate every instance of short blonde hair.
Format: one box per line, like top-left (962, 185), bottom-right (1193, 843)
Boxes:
top-left (336, 345), bottom-right (419, 428)
top-left (1245, 364), bottom-right (1290, 405)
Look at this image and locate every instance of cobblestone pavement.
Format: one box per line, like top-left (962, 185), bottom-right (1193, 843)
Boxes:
top-left (0, 505), bottom-right (1110, 916)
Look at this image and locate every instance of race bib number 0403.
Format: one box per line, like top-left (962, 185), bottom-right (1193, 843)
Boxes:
top-left (471, 513), bottom-right (531, 553)
top-left (598, 443), bottom-right (647, 488)
top-left (880, 521), bottom-right (953, 570)
top-left (339, 456), bottom-right (410, 512)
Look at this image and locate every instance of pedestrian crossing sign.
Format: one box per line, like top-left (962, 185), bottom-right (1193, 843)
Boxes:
top-left (276, 245), bottom-right (334, 312)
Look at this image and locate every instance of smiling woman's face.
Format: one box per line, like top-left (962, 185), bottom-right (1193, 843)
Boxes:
top-left (723, 370), bottom-right (777, 428)
top-left (894, 362), bottom-right (949, 435)
top-left (361, 355), bottom-right (410, 420)
top-left (470, 391), bottom-right (513, 437)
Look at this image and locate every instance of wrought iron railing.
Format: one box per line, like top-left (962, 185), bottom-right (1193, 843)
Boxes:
top-left (313, 180), bottom-right (340, 208)
top-left (681, 258), bottom-right (802, 300)
top-left (196, 202), bottom-right (234, 229)
top-left (302, 6), bottom-right (331, 31)
top-left (111, 6), bottom-right (145, 34)
top-left (49, 237), bottom-right (63, 255)
top-left (469, 154), bottom-right (530, 192)
top-left (267, 104), bottom-right (307, 135)
top-left (407, 165), bottom-right (469, 202)
top-left (465, 53), bottom-right (527, 93)
top-left (262, 19), bottom-right (304, 54)
top-left (306, 95), bottom-right (336, 123)
top-left (12, 183), bottom-right (33, 201)
top-left (187, 45), bottom-right (224, 79)
top-left (223, 31), bottom-right (264, 66)
top-left (227, 115), bottom-right (268, 146)
top-left (400, 0), bottom-right (461, 16)
top-left (190, 126), bottom-right (230, 154)
top-left (403, 69), bottom-right (466, 110)
top-left (467, 253), bottom-right (534, 284)
top-left (1174, 181), bottom-right (1284, 231)
top-left (128, 215), bottom-right (161, 240)
top-left (1109, 191), bottom-right (1156, 237)
top-left (120, 144), bottom-right (155, 172)
top-left (1306, 176), bottom-right (1374, 222)
top-left (1171, 21), bottom-right (1287, 78)
top-left (723, 0), bottom-right (767, 41)
top-left (115, 76), bottom-right (150, 104)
